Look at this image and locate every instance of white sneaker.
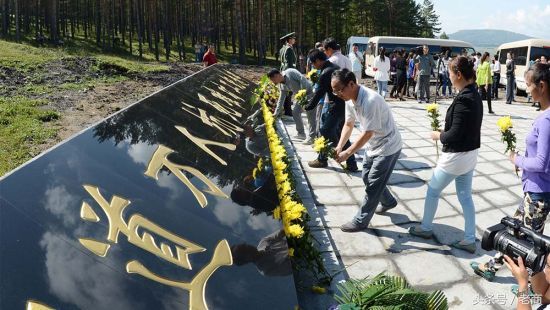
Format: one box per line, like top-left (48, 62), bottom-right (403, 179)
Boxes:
top-left (302, 137), bottom-right (314, 145)
top-left (294, 133), bottom-right (306, 140)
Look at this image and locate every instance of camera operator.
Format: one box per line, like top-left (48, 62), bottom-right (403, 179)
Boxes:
top-left (471, 62), bottom-right (550, 282)
top-left (505, 255), bottom-right (550, 309)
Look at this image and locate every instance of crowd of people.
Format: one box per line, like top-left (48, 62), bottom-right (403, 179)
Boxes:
top-left (268, 32), bottom-right (550, 309)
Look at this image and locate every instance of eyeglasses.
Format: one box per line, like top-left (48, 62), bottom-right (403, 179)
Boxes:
top-left (332, 83), bottom-right (349, 96)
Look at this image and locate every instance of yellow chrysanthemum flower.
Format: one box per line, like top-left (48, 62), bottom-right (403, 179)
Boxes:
top-left (497, 116), bottom-right (513, 132)
top-left (426, 103), bottom-right (439, 113)
top-left (306, 69), bottom-right (318, 79)
top-left (295, 89), bottom-right (307, 100)
top-left (288, 224), bottom-right (305, 238)
top-left (273, 207), bottom-right (281, 220)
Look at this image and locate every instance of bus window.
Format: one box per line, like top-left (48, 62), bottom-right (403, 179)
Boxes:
top-left (530, 47), bottom-right (550, 61)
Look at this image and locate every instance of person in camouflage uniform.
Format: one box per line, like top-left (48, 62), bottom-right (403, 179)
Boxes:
top-left (279, 32), bottom-right (297, 116)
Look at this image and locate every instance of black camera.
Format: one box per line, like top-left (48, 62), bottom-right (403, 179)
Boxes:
top-left (482, 216), bottom-right (550, 273)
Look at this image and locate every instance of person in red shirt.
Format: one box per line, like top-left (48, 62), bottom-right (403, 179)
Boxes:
top-left (203, 45), bottom-right (218, 67)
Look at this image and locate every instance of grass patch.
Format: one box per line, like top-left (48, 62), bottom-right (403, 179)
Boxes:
top-left (0, 96), bottom-right (59, 176)
top-left (0, 40), bottom-right (59, 71)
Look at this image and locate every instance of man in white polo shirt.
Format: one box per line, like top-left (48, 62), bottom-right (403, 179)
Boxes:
top-left (331, 68), bottom-right (403, 232)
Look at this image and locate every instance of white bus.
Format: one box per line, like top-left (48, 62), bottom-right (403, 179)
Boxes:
top-left (496, 39), bottom-right (550, 95)
top-left (364, 36), bottom-right (475, 77)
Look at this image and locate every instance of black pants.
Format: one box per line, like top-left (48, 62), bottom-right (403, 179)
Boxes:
top-left (395, 71), bottom-right (406, 97)
top-left (479, 85), bottom-right (493, 113)
top-left (284, 92), bottom-right (293, 116)
top-left (406, 77), bottom-right (415, 96)
top-left (492, 73), bottom-right (500, 99)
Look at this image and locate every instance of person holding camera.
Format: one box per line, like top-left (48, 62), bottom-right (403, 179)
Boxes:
top-left (505, 254), bottom-right (550, 309)
top-left (408, 56), bottom-right (483, 253)
top-left (471, 62), bottom-right (550, 282)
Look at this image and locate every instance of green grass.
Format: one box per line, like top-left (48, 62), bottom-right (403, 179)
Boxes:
top-left (0, 96), bottom-right (59, 176)
top-left (0, 40), bottom-right (60, 71)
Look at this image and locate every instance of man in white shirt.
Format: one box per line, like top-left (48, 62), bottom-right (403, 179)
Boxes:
top-left (330, 68), bottom-right (403, 232)
top-left (348, 44), bottom-right (364, 83)
top-left (323, 37), bottom-right (352, 71)
top-left (491, 54), bottom-right (501, 99)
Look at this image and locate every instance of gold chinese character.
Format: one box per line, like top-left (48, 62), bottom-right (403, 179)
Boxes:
top-left (78, 185), bottom-right (233, 310)
top-left (144, 144), bottom-right (228, 207)
top-left (180, 101), bottom-right (243, 137)
top-left (175, 126), bottom-right (236, 166)
top-left (26, 301), bottom-right (54, 310)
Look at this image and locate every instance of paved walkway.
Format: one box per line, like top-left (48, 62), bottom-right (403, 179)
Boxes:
top-left (281, 97), bottom-right (544, 309)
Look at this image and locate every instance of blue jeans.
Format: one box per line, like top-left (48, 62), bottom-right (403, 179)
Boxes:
top-left (421, 167), bottom-right (476, 243)
top-left (318, 106), bottom-right (356, 168)
top-left (376, 80), bottom-right (388, 98)
top-left (354, 149), bottom-right (401, 225)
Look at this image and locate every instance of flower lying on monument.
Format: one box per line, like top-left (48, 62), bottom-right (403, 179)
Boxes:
top-left (254, 76), bottom-right (332, 288)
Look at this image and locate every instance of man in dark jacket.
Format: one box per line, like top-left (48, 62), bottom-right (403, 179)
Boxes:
top-left (304, 49), bottom-right (357, 171)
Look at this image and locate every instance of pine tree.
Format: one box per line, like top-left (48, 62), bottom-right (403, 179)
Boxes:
top-left (419, 0), bottom-right (441, 38)
top-left (440, 31), bottom-right (449, 39)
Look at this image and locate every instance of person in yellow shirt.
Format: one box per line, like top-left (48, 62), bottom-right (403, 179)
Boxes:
top-left (477, 52), bottom-right (494, 114)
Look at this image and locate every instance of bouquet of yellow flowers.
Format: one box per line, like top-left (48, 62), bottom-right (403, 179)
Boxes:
top-left (313, 137), bottom-right (350, 175)
top-left (313, 136), bottom-right (336, 159)
top-left (306, 69), bottom-right (319, 84)
top-left (294, 89), bottom-right (308, 108)
top-left (426, 103), bottom-right (440, 159)
top-left (497, 116), bottom-right (519, 176)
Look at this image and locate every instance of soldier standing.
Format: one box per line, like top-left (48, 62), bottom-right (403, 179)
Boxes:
top-left (279, 32), bottom-right (297, 116)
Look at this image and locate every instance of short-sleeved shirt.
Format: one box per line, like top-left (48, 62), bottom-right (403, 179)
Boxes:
top-left (415, 54), bottom-right (434, 76)
top-left (345, 86), bottom-right (402, 157)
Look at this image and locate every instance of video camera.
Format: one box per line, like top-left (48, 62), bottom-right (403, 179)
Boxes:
top-left (482, 216), bottom-right (550, 273)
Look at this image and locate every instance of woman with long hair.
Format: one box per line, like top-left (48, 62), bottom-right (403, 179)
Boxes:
top-left (476, 52), bottom-right (494, 114)
top-left (471, 62), bottom-right (550, 281)
top-left (409, 56), bottom-right (483, 253)
top-left (373, 47), bottom-right (390, 98)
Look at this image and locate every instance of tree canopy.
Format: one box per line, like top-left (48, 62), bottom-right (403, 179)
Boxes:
top-left (0, 0), bottom-right (441, 64)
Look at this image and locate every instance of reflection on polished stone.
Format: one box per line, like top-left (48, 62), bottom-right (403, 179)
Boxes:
top-left (0, 65), bottom-right (298, 310)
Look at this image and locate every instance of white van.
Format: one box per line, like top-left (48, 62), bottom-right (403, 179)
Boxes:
top-left (364, 36), bottom-right (475, 78)
top-left (496, 39), bottom-right (550, 95)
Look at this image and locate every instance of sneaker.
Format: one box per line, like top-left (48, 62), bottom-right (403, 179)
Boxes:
top-left (451, 241), bottom-right (476, 253)
top-left (341, 220), bottom-right (368, 232)
top-left (470, 262), bottom-right (496, 281)
top-left (408, 226), bottom-right (434, 239)
top-left (302, 137), bottom-right (314, 145)
top-left (294, 133), bottom-right (306, 140)
top-left (308, 159), bottom-right (328, 168)
top-left (375, 203), bottom-right (397, 214)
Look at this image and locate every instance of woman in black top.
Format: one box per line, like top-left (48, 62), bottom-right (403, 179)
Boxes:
top-left (409, 56), bottom-right (483, 253)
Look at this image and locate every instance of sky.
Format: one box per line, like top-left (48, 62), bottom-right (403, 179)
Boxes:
top-left (420, 0), bottom-right (550, 39)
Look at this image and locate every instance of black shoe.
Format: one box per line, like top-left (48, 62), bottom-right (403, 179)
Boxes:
top-left (489, 110), bottom-right (495, 114)
top-left (341, 221), bottom-right (368, 232)
top-left (345, 164), bottom-right (359, 173)
top-left (308, 159), bottom-right (328, 168)
top-left (506, 102), bottom-right (512, 104)
top-left (375, 203), bottom-right (397, 214)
